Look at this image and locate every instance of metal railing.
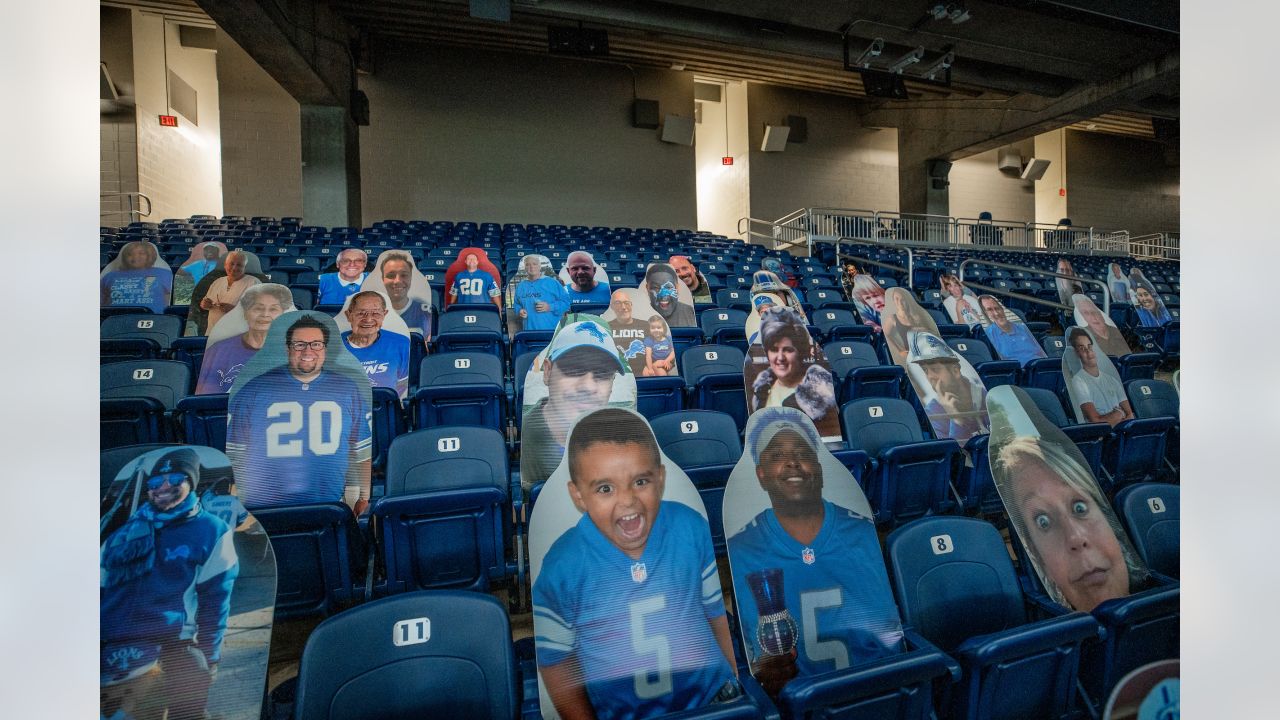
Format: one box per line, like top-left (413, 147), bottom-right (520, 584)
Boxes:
top-left (100, 192), bottom-right (152, 220)
top-left (1128, 232), bottom-right (1180, 260)
top-left (958, 257), bottom-right (1110, 315)
top-left (835, 237), bottom-right (915, 290)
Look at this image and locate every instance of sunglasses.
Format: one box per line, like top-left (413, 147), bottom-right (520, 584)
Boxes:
top-left (147, 472), bottom-right (189, 490)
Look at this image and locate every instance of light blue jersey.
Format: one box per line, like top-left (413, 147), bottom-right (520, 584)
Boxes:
top-left (515, 276), bottom-right (571, 330)
top-left (342, 329), bottom-right (410, 399)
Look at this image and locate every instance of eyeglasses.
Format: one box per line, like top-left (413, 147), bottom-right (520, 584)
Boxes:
top-left (147, 472), bottom-right (189, 490)
top-left (338, 258), bottom-right (366, 265)
top-left (288, 340), bottom-right (327, 352)
top-left (350, 310), bottom-right (386, 319)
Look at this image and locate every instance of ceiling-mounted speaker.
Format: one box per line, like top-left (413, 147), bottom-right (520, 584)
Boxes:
top-left (997, 148), bottom-right (1022, 173)
top-left (660, 114), bottom-right (695, 145)
top-left (1020, 158), bottom-right (1051, 181)
top-left (927, 159), bottom-right (952, 178)
top-left (761, 124), bottom-right (790, 152)
top-left (633, 99), bottom-right (659, 129)
top-left (784, 115), bottom-right (807, 143)
top-left (859, 69), bottom-right (908, 99)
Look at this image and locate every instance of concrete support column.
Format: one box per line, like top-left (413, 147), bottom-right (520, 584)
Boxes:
top-left (897, 129), bottom-right (950, 217)
top-left (301, 105), bottom-right (361, 227)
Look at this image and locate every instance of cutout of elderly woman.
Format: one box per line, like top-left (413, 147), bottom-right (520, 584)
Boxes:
top-left (200, 251), bottom-right (260, 335)
top-left (362, 250), bottom-right (435, 342)
top-left (745, 306), bottom-right (840, 443)
top-left (1128, 269), bottom-right (1172, 327)
top-left (101, 240), bottom-right (173, 314)
top-left (939, 273), bottom-right (982, 327)
top-left (1055, 258), bottom-right (1085, 307)
top-left (848, 275), bottom-right (887, 331)
top-left (1063, 327), bottom-right (1134, 427)
top-left (882, 287), bottom-right (941, 367)
top-left (195, 284), bottom-right (295, 395)
top-left (1071, 294), bottom-right (1131, 357)
top-left (1107, 263), bottom-right (1132, 304)
top-left (988, 386), bottom-right (1147, 611)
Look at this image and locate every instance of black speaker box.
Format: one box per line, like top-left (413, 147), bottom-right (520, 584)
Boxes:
top-left (859, 69), bottom-right (908, 99)
top-left (927, 159), bottom-right (952, 178)
top-left (633, 99), bottom-right (660, 129)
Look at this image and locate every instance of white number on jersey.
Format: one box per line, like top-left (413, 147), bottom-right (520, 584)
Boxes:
top-left (459, 278), bottom-right (484, 296)
top-left (801, 588), bottom-right (849, 670)
top-left (264, 400), bottom-right (343, 458)
top-left (629, 596), bottom-right (674, 699)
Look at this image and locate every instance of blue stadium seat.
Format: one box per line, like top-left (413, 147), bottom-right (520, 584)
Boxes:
top-left (669, 326), bottom-right (706, 360)
top-left (1112, 352), bottom-right (1161, 382)
top-left (101, 313), bottom-right (184, 350)
top-left (412, 353), bottom-right (507, 432)
top-left (807, 288), bottom-right (853, 313)
top-left (841, 398), bottom-right (961, 527)
top-left (824, 340), bottom-right (905, 403)
top-left (168, 336), bottom-right (207, 380)
top-left (101, 338), bottom-right (162, 363)
top-left (650, 410), bottom-right (740, 556)
top-left (715, 288), bottom-right (752, 313)
top-left (924, 310), bottom-right (967, 340)
top-left (887, 516), bottom-right (1100, 720)
top-left (253, 502), bottom-right (365, 619)
top-left (1126, 378), bottom-right (1179, 474)
top-left (373, 426), bottom-right (513, 594)
top-left (371, 387), bottom-right (407, 483)
top-left (290, 286), bottom-right (314, 310)
top-left (100, 360), bottom-right (191, 448)
top-left (946, 338), bottom-right (1019, 389)
top-left (681, 345), bottom-right (749, 432)
top-left (510, 330), bottom-right (553, 361)
top-left (175, 394), bottom-right (228, 452)
top-left (1115, 483), bottom-right (1179, 579)
top-left (634, 375), bottom-right (687, 419)
top-left (700, 308), bottom-right (748, 351)
top-left (1103, 416), bottom-right (1175, 494)
top-left (812, 308), bottom-right (864, 342)
top-left (435, 310), bottom-right (504, 357)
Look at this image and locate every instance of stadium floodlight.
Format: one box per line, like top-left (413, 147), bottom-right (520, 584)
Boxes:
top-left (887, 47), bottom-right (925, 74)
top-left (852, 38), bottom-right (885, 68)
top-left (922, 51), bottom-right (954, 81)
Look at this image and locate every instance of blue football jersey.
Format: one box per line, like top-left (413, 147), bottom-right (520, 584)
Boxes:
top-left (397, 299), bottom-right (434, 340)
top-left (728, 501), bottom-right (905, 676)
top-left (534, 501), bottom-right (734, 720)
top-left (451, 269), bottom-right (500, 305)
top-left (342, 330), bottom-right (410, 399)
top-left (226, 366), bottom-right (372, 509)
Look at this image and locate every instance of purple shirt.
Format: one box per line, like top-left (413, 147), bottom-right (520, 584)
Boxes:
top-left (196, 334), bottom-right (262, 395)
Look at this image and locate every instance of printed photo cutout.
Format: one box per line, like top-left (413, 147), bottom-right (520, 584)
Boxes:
top-left (904, 330), bottom-right (990, 443)
top-left (1105, 262), bottom-right (1133, 305)
top-left (882, 286), bottom-right (942, 367)
top-left (1062, 326), bottom-right (1134, 427)
top-left (101, 240), bottom-right (173, 314)
top-left (444, 247), bottom-right (503, 309)
top-left (186, 251), bottom-right (268, 336)
top-left (744, 306), bottom-right (842, 444)
top-left (316, 247), bottom-right (370, 306)
top-left (509, 254), bottom-right (571, 334)
top-left (643, 262), bottom-right (698, 327)
top-left (759, 257), bottom-right (798, 288)
top-left (173, 241), bottom-right (228, 305)
top-left (750, 271), bottom-right (808, 322)
top-left (559, 251), bottom-right (613, 307)
top-left (226, 310), bottom-right (372, 512)
top-left (939, 272), bottom-right (983, 327)
top-left (101, 446), bottom-right (273, 720)
top-left (520, 319), bottom-right (638, 493)
top-left (362, 249), bottom-right (436, 342)
top-left (976, 294), bottom-right (1047, 367)
top-left (847, 274), bottom-right (887, 331)
top-left (1055, 258), bottom-right (1086, 307)
top-left (987, 384), bottom-right (1149, 611)
top-left (1072, 294), bottom-right (1132, 357)
top-left (670, 255), bottom-right (714, 304)
top-left (723, 407), bottom-right (903, 699)
top-left (195, 283), bottom-right (296, 395)
top-left (602, 287), bottom-right (679, 378)
top-left (529, 408), bottom-right (740, 719)
top-left (199, 250), bottom-right (262, 337)
top-left (1128, 269), bottom-right (1172, 327)
top-left (334, 289), bottom-right (412, 400)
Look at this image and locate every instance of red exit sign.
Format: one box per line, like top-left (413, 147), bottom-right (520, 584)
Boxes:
top-left (158, 115), bottom-right (179, 127)
top-left (722, 156), bottom-right (733, 165)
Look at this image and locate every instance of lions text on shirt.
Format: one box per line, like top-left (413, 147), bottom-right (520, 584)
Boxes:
top-left (342, 330), bottom-right (410, 399)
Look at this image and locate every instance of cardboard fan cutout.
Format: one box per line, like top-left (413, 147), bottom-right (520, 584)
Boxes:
top-left (226, 310), bottom-right (372, 511)
top-left (316, 248), bottom-right (370, 306)
top-left (100, 445), bottom-right (273, 720)
top-left (362, 249), bottom-right (436, 342)
top-left (1072, 294), bottom-right (1132, 357)
top-left (1105, 262), bottom-right (1133, 305)
top-left (744, 306), bottom-right (842, 444)
top-left (1062, 326), bottom-right (1135, 428)
top-left (939, 272), bottom-right (983, 327)
top-left (101, 240), bottom-right (173, 314)
top-left (759, 257), bottom-right (798, 288)
top-left (903, 330), bottom-right (991, 443)
top-left (642, 262), bottom-right (698, 327)
top-left (528, 408), bottom-right (740, 719)
top-left (750, 271), bottom-right (808, 321)
top-left (443, 247), bottom-right (503, 309)
top-left (559, 251), bottom-right (613, 306)
top-left (333, 289), bottom-right (412, 399)
top-left (986, 385), bottom-right (1149, 612)
top-left (186, 251), bottom-right (268, 336)
top-left (195, 283), bottom-right (296, 395)
top-left (519, 317), bottom-right (638, 493)
top-left (847, 274), bottom-right (888, 331)
top-left (1055, 258), bottom-right (1086, 307)
top-left (199, 251), bottom-right (262, 337)
top-left (508, 254), bottom-right (571, 334)
top-left (976, 294), bottom-right (1047, 367)
top-left (882, 286), bottom-right (942, 367)
top-left (602, 287), bottom-right (679, 377)
top-left (173, 241), bottom-right (228, 304)
top-left (1128, 269), bottom-right (1172, 327)
top-left (723, 407), bottom-right (904, 699)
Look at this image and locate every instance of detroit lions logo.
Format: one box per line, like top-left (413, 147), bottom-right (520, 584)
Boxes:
top-left (575, 323), bottom-right (609, 343)
top-left (623, 339), bottom-right (646, 359)
top-left (106, 646), bottom-right (146, 670)
top-left (164, 545), bottom-right (192, 562)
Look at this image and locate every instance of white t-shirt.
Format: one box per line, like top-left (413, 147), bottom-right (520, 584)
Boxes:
top-left (1071, 368), bottom-right (1126, 416)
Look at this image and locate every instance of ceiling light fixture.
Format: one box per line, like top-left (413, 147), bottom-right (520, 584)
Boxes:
top-left (852, 38), bottom-right (885, 68)
top-left (887, 46), bottom-right (925, 74)
top-left (922, 51), bottom-right (954, 81)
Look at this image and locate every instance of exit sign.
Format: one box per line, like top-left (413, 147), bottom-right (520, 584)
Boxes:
top-left (159, 115), bottom-right (178, 127)
top-left (722, 156), bottom-right (733, 165)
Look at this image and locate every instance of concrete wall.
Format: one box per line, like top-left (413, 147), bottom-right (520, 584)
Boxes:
top-left (746, 83), bottom-right (899, 222)
top-left (948, 140), bottom-right (1036, 222)
top-left (694, 79), bottom-right (750, 238)
top-left (216, 30), bottom-right (302, 219)
top-left (358, 42), bottom-right (697, 228)
top-left (1065, 129), bottom-right (1179, 235)
top-left (100, 6), bottom-right (138, 226)
top-left (1034, 129), bottom-right (1069, 226)
top-left (132, 12), bottom-right (223, 221)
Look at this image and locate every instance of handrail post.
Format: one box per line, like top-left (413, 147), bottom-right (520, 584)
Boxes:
top-left (957, 257), bottom-right (1110, 317)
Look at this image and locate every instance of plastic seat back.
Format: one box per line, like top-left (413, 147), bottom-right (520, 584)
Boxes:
top-left (253, 502), bottom-right (364, 619)
top-left (946, 337), bottom-right (993, 365)
top-left (101, 360), bottom-right (190, 408)
top-left (634, 375), bottom-right (686, 419)
top-left (435, 310), bottom-right (503, 356)
top-left (1022, 387), bottom-right (1072, 427)
top-left (825, 340), bottom-right (905, 402)
top-left (1116, 484), bottom-right (1179, 578)
top-left (175, 394), bottom-right (229, 452)
top-left (841, 397), bottom-right (924, 455)
top-left (413, 353), bottom-right (506, 431)
top-left (700, 308), bottom-right (748, 349)
top-left (1125, 379), bottom-right (1179, 420)
top-left (680, 345), bottom-right (748, 431)
top-left (101, 313), bottom-right (183, 350)
top-left (294, 590), bottom-right (517, 720)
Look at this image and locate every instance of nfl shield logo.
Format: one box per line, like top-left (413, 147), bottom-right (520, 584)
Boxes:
top-left (631, 562), bottom-right (648, 583)
top-left (801, 548), bottom-right (815, 565)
